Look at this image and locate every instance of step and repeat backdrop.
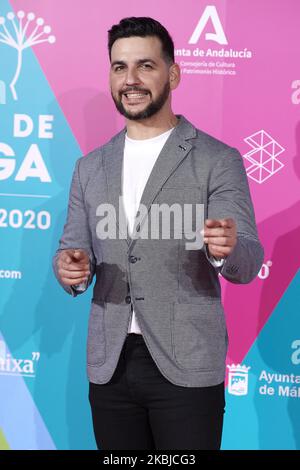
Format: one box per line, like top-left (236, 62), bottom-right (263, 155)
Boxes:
top-left (0, 0), bottom-right (299, 450)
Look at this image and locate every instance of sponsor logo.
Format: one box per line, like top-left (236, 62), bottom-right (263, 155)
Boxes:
top-left (248, 344), bottom-right (300, 400)
top-left (0, 340), bottom-right (40, 378)
top-left (177, 5), bottom-right (253, 77)
top-left (0, 268), bottom-right (22, 279)
top-left (227, 363), bottom-right (251, 396)
top-left (257, 261), bottom-right (272, 280)
top-left (291, 340), bottom-right (300, 365)
top-left (259, 369), bottom-right (300, 398)
top-left (291, 80), bottom-right (300, 105)
top-left (188, 5), bottom-right (228, 45)
top-left (243, 131), bottom-right (285, 183)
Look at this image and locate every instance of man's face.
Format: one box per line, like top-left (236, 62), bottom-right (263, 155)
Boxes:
top-left (109, 36), bottom-right (172, 121)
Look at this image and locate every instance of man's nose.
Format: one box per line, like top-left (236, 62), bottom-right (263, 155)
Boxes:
top-left (125, 67), bottom-right (141, 86)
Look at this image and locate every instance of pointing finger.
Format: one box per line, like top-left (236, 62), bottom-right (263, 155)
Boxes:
top-left (73, 250), bottom-right (87, 261)
top-left (220, 218), bottom-right (235, 228)
top-left (205, 219), bottom-right (223, 228)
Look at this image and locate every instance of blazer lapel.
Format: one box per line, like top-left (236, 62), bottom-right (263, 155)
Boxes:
top-left (103, 129), bottom-right (129, 246)
top-left (128, 116), bottom-right (196, 249)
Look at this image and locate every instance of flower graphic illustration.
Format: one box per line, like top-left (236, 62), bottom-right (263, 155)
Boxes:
top-left (0, 10), bottom-right (55, 101)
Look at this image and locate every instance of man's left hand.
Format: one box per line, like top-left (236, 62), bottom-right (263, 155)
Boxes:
top-left (203, 218), bottom-right (237, 259)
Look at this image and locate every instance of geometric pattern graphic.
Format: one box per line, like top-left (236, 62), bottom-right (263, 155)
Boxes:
top-left (243, 130), bottom-right (285, 184)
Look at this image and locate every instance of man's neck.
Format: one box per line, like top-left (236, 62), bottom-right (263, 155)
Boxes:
top-left (125, 112), bottom-right (178, 140)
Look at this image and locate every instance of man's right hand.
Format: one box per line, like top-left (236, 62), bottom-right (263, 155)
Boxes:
top-left (57, 249), bottom-right (90, 286)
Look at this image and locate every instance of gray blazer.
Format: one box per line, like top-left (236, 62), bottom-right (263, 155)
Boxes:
top-left (53, 115), bottom-right (264, 387)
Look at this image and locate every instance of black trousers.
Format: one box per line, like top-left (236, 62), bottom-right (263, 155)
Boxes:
top-left (89, 333), bottom-right (225, 450)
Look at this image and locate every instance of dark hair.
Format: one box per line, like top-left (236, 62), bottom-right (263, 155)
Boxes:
top-left (108, 17), bottom-right (174, 64)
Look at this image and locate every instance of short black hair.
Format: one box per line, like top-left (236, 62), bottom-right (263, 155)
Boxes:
top-left (108, 17), bottom-right (174, 64)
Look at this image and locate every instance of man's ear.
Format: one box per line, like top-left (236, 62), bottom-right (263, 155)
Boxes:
top-left (169, 63), bottom-right (181, 90)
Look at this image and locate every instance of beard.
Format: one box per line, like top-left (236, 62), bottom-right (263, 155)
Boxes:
top-left (111, 80), bottom-right (170, 121)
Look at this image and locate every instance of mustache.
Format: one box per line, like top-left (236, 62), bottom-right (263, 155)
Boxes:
top-left (120, 87), bottom-right (150, 95)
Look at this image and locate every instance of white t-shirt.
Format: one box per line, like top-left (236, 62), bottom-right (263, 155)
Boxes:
top-left (122, 128), bottom-right (174, 334)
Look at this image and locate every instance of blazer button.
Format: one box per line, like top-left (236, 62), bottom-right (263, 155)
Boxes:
top-left (226, 265), bottom-right (239, 274)
top-left (129, 256), bottom-right (138, 264)
top-left (125, 295), bottom-right (131, 304)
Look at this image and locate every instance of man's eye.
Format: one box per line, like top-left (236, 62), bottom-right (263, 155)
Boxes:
top-left (141, 63), bottom-right (153, 69)
top-left (114, 66), bottom-right (125, 72)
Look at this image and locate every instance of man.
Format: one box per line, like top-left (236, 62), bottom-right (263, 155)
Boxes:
top-left (53, 17), bottom-right (264, 450)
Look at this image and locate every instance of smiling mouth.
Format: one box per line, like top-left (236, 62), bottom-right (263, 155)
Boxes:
top-left (122, 91), bottom-right (149, 100)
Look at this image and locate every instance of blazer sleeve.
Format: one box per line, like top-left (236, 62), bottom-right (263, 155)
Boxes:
top-left (207, 147), bottom-right (264, 284)
top-left (52, 157), bottom-right (96, 296)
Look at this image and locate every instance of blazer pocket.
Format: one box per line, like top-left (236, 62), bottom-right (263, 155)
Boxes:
top-left (172, 302), bottom-right (227, 371)
top-left (178, 245), bottom-right (220, 303)
top-left (87, 301), bottom-right (106, 366)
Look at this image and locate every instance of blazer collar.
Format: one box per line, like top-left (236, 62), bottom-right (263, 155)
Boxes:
top-left (103, 115), bottom-right (197, 248)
